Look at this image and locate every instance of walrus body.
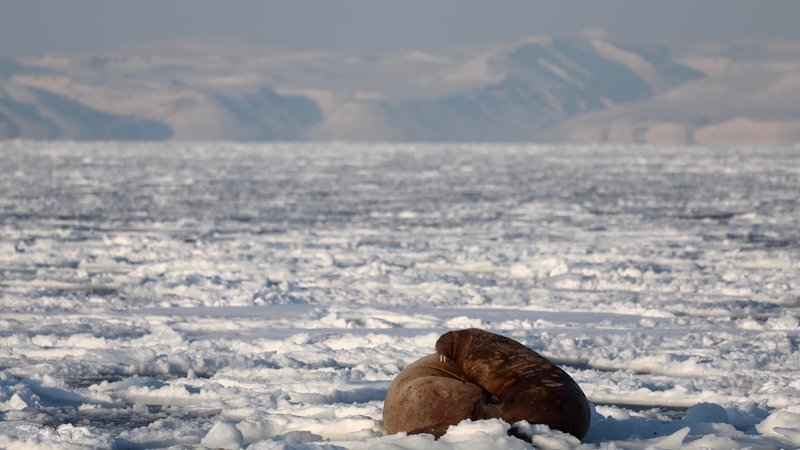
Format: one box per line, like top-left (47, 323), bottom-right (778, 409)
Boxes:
top-left (435, 328), bottom-right (591, 440)
top-left (382, 353), bottom-right (486, 437)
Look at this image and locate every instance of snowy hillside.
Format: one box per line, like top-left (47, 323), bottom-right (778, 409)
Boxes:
top-left (3, 35), bottom-right (798, 143)
top-left (548, 40), bottom-right (800, 145)
top-left (1, 142), bottom-right (799, 448)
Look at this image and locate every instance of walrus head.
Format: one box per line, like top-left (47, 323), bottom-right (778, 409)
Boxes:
top-left (435, 329), bottom-right (476, 364)
top-left (435, 330), bottom-right (457, 363)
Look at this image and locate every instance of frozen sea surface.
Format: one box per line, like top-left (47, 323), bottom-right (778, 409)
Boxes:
top-left (1, 142), bottom-right (799, 449)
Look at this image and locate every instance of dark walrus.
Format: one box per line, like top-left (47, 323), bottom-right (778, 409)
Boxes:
top-left (382, 328), bottom-right (590, 440)
top-left (436, 328), bottom-right (591, 440)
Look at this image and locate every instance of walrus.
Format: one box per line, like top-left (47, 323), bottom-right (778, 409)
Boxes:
top-left (382, 353), bottom-right (486, 438)
top-left (436, 328), bottom-right (591, 440)
top-left (382, 329), bottom-right (591, 441)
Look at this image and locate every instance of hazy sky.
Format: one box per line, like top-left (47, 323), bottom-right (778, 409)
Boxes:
top-left (3, 0), bottom-right (800, 56)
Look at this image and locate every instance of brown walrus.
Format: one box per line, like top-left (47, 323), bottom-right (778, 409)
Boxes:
top-left (436, 328), bottom-right (591, 440)
top-left (382, 329), bottom-right (591, 441)
top-left (382, 353), bottom-right (486, 438)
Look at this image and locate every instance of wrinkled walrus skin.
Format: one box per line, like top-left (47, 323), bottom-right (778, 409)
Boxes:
top-left (382, 353), bottom-right (487, 438)
top-left (436, 328), bottom-right (591, 440)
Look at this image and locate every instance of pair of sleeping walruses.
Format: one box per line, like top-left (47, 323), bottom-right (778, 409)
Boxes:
top-left (383, 328), bottom-right (591, 441)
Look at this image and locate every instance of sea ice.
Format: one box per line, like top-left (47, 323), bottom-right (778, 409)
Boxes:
top-left (0, 142), bottom-right (798, 448)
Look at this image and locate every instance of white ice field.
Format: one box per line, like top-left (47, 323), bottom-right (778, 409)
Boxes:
top-left (1, 142), bottom-right (799, 449)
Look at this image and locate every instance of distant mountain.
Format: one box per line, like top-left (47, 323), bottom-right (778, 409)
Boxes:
top-left (358, 37), bottom-right (704, 141)
top-left (1, 35), bottom-right (798, 144)
top-left (546, 40), bottom-right (800, 145)
top-left (214, 87), bottom-right (322, 140)
top-left (0, 85), bottom-right (172, 140)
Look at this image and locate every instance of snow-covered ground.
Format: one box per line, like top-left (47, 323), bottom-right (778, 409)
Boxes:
top-left (1, 141), bottom-right (798, 449)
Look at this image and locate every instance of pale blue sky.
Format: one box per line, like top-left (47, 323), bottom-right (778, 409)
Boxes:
top-left (2, 0), bottom-right (799, 56)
